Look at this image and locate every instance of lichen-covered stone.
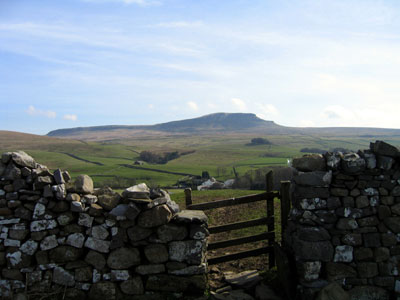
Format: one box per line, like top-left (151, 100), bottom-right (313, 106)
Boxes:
top-left (74, 175), bottom-right (94, 194)
top-left (157, 224), bottom-right (188, 242)
top-left (169, 240), bottom-right (206, 265)
top-left (293, 154), bottom-right (326, 172)
top-left (144, 244), bottom-right (168, 263)
top-left (137, 205), bottom-right (172, 228)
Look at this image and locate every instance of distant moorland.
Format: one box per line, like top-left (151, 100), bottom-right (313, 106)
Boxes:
top-left (2, 113), bottom-right (400, 188)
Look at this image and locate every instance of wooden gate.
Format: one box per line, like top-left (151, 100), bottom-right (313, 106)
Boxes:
top-left (185, 171), bottom-right (291, 267)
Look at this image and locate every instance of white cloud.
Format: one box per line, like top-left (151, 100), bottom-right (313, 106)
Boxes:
top-left (63, 114), bottom-right (78, 121)
top-left (26, 105), bottom-right (56, 119)
top-left (256, 103), bottom-right (279, 120)
top-left (187, 101), bottom-right (198, 111)
top-left (231, 98), bottom-right (247, 111)
top-left (148, 104), bottom-right (154, 109)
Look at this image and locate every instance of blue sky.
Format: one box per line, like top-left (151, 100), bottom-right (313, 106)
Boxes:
top-left (1, 0), bottom-right (400, 134)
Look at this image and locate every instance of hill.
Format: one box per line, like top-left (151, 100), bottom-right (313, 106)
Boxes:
top-left (46, 112), bottom-right (400, 142)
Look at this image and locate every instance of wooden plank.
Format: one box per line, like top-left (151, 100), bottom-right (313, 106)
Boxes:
top-left (187, 191), bottom-right (278, 210)
top-left (266, 171), bottom-right (276, 267)
top-left (184, 188), bottom-right (192, 207)
top-left (208, 217), bottom-right (274, 234)
top-left (208, 246), bottom-right (273, 265)
top-left (208, 232), bottom-right (274, 250)
top-left (280, 181), bottom-right (291, 236)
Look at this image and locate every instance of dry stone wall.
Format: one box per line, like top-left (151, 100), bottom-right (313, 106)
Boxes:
top-left (286, 141), bottom-right (400, 300)
top-left (0, 151), bottom-right (208, 299)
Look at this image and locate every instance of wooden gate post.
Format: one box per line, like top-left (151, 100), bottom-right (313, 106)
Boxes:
top-left (280, 181), bottom-right (291, 238)
top-left (184, 188), bottom-right (192, 208)
top-left (266, 171), bottom-right (275, 267)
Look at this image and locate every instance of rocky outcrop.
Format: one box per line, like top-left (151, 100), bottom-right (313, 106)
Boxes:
top-left (0, 152), bottom-right (208, 299)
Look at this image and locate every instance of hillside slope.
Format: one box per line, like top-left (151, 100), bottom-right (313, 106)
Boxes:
top-left (46, 112), bottom-right (400, 142)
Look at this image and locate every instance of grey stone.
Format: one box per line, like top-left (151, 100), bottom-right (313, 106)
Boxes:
top-left (84, 237), bottom-right (110, 253)
top-left (66, 233), bottom-right (85, 248)
top-left (53, 169), bottom-right (65, 184)
top-left (137, 204), bottom-right (172, 228)
top-left (89, 282), bottom-right (116, 300)
top-left (53, 184), bottom-right (66, 200)
top-left (85, 250), bottom-right (106, 270)
top-left (78, 213), bottom-right (94, 228)
top-left (40, 235), bottom-right (58, 250)
top-left (111, 270), bottom-right (129, 281)
top-left (169, 240), bottom-right (206, 264)
top-left (30, 219), bottom-right (57, 232)
top-left (341, 234), bottom-right (362, 246)
top-left (157, 224), bottom-right (188, 242)
top-left (384, 217), bottom-right (400, 233)
top-left (32, 203), bottom-right (46, 220)
top-left (11, 151), bottom-right (36, 168)
top-left (91, 225), bottom-right (109, 240)
top-left (363, 233), bottom-right (381, 247)
top-left (371, 140), bottom-right (399, 157)
top-left (299, 198), bottom-right (327, 210)
top-left (120, 277), bottom-right (144, 295)
top-left (66, 193), bottom-right (81, 202)
top-left (75, 266), bottom-right (92, 282)
top-left (333, 245), bottom-right (353, 263)
top-left (71, 201), bottom-right (85, 212)
top-left (341, 153), bottom-right (366, 174)
top-left (363, 151), bottom-right (377, 169)
top-left (144, 244), bottom-right (168, 263)
top-left (377, 155), bottom-right (394, 170)
top-left (173, 210), bottom-right (208, 224)
top-left (107, 247), bottom-right (141, 269)
top-left (336, 218), bottom-right (358, 230)
top-left (57, 212), bottom-right (74, 226)
top-left (190, 224), bottom-right (209, 240)
top-left (136, 264), bottom-right (166, 275)
top-left (316, 282), bottom-right (350, 300)
top-left (326, 152), bottom-right (342, 170)
top-left (297, 261), bottom-right (321, 281)
top-left (326, 262), bottom-right (357, 281)
top-left (169, 263), bottom-right (207, 276)
top-left (374, 247), bottom-right (390, 262)
top-left (53, 266), bottom-right (75, 287)
top-left (127, 226), bottom-right (152, 242)
top-left (348, 286), bottom-right (390, 300)
top-left (295, 186), bottom-right (329, 198)
top-left (294, 171), bottom-right (332, 186)
top-left (357, 262), bottom-right (378, 278)
top-left (20, 240), bottom-right (38, 255)
top-left (293, 154), bottom-right (326, 172)
top-left (354, 247), bottom-right (373, 261)
top-left (4, 163), bottom-right (21, 180)
top-left (391, 203), bottom-right (400, 215)
top-left (49, 246), bottom-right (84, 263)
top-left (122, 183), bottom-right (150, 199)
top-left (97, 193), bottom-right (121, 211)
top-left (74, 175), bottom-right (94, 194)
top-left (296, 226), bottom-right (330, 242)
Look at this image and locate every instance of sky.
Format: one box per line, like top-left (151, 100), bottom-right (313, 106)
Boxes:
top-left (1, 0), bottom-right (400, 135)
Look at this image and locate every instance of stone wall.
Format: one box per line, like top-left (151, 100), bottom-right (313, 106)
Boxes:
top-left (286, 140), bottom-right (400, 300)
top-left (0, 151), bottom-right (208, 299)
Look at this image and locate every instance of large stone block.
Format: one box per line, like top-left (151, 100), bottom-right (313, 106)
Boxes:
top-left (294, 171), bottom-right (332, 187)
top-left (292, 238), bottom-right (333, 262)
top-left (341, 153), bottom-right (366, 174)
top-left (371, 140), bottom-right (399, 157)
top-left (137, 205), bottom-right (172, 228)
top-left (74, 175), bottom-right (94, 194)
top-left (169, 240), bottom-right (206, 264)
top-left (293, 154), bottom-right (326, 172)
top-left (11, 151), bottom-right (36, 168)
top-left (107, 247), bottom-right (140, 269)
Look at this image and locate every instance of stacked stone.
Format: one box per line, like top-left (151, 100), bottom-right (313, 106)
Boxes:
top-left (286, 141), bottom-right (400, 300)
top-left (0, 151), bottom-right (209, 299)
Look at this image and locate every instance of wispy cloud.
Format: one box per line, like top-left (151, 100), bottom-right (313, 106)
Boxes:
top-left (26, 106), bottom-right (57, 119)
top-left (63, 114), bottom-right (78, 121)
top-left (231, 98), bottom-right (247, 111)
top-left (187, 101), bottom-right (198, 111)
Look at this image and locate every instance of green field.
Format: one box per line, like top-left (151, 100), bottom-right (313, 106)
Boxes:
top-left (2, 130), bottom-right (400, 188)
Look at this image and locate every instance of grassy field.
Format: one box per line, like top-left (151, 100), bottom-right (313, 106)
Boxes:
top-left (2, 130), bottom-right (400, 188)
